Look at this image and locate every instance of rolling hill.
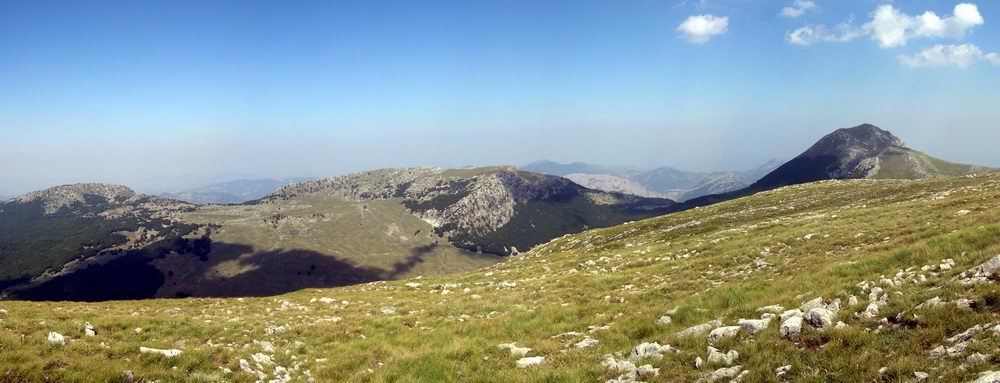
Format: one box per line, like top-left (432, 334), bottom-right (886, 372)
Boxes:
top-left (0, 167), bottom-right (675, 300)
top-left (3, 172), bottom-right (1000, 381)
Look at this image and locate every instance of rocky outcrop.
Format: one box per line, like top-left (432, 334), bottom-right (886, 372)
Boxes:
top-left (264, 166), bottom-right (674, 255)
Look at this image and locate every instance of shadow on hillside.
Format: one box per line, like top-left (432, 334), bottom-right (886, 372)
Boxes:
top-left (11, 239), bottom-right (440, 301)
top-left (171, 242), bottom-right (431, 298)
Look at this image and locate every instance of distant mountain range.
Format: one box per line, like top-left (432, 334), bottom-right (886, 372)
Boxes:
top-left (0, 123), bottom-right (992, 301)
top-left (160, 177), bottom-right (314, 204)
top-left (522, 159), bottom-right (783, 201)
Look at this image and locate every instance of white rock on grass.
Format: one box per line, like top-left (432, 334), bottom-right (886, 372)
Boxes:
top-left (574, 337), bottom-right (599, 349)
top-left (799, 297), bottom-right (825, 312)
top-left (515, 356), bottom-right (544, 368)
top-left (779, 309), bottom-right (803, 322)
top-left (318, 297), bottom-right (336, 304)
top-left (775, 365), bottom-right (792, 377)
top-left (708, 326), bottom-right (741, 342)
top-left (498, 343), bottom-right (532, 357)
top-left (655, 315), bottom-right (672, 325)
top-left (913, 371), bottom-right (929, 381)
top-left (380, 306), bottom-right (397, 315)
top-left (861, 303), bottom-right (880, 319)
top-left (972, 371), bottom-right (1000, 383)
top-left (47, 332), bottom-right (65, 345)
top-left (958, 255), bottom-right (1000, 285)
top-left (629, 342), bottom-right (676, 362)
top-left (780, 316), bottom-right (803, 337)
top-left (698, 366), bottom-right (743, 383)
top-left (737, 318), bottom-right (771, 334)
top-left (805, 308), bottom-right (835, 328)
top-left (677, 320), bottom-right (722, 337)
top-left (636, 364), bottom-right (660, 377)
top-left (706, 347), bottom-right (739, 366)
top-left (757, 305), bottom-right (784, 314)
top-left (602, 354), bottom-right (637, 373)
top-left (84, 323), bottom-right (96, 337)
top-left (139, 347), bottom-right (182, 358)
top-left (917, 297), bottom-right (944, 309)
top-left (966, 352), bottom-right (990, 367)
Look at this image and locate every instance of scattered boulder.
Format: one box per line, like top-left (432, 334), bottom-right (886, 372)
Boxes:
top-left (805, 308), bottom-right (835, 328)
top-left (972, 371), bottom-right (1000, 383)
top-left (574, 337), bottom-right (599, 349)
top-left (966, 352), bottom-right (990, 367)
top-left (498, 343), bottom-right (532, 357)
top-left (779, 309), bottom-right (802, 322)
top-left (861, 303), bottom-right (880, 319)
top-left (917, 297), bottom-right (944, 309)
top-left (706, 347), bottom-right (738, 366)
top-left (47, 332), bottom-right (65, 345)
top-left (799, 297), bottom-right (825, 312)
top-left (958, 255), bottom-right (1000, 285)
top-left (515, 356), bottom-right (544, 368)
top-left (602, 354), bottom-right (637, 373)
top-left (655, 315), bottom-right (672, 326)
top-left (708, 326), bottom-right (741, 342)
top-left (629, 342), bottom-right (675, 362)
top-left (380, 306), bottom-right (397, 315)
top-left (913, 371), bottom-right (929, 382)
top-left (757, 305), bottom-right (784, 314)
top-left (775, 365), bottom-right (791, 378)
top-left (84, 323), bottom-right (96, 337)
top-left (780, 316), bottom-right (803, 337)
top-left (697, 366), bottom-right (743, 383)
top-left (636, 364), bottom-right (659, 378)
top-left (737, 318), bottom-right (771, 334)
top-left (677, 320), bottom-right (722, 337)
top-left (139, 347), bottom-right (182, 358)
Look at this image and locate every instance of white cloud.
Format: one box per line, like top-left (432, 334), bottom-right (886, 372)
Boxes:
top-left (677, 14), bottom-right (729, 44)
top-left (787, 21), bottom-right (860, 46)
top-left (898, 44), bottom-right (1000, 68)
top-left (780, 0), bottom-right (817, 18)
top-left (864, 3), bottom-right (984, 48)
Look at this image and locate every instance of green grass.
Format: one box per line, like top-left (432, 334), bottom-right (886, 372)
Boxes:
top-left (3, 175), bottom-right (1000, 381)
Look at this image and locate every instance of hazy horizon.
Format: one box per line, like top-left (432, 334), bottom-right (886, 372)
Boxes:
top-left (3, 0), bottom-right (1000, 195)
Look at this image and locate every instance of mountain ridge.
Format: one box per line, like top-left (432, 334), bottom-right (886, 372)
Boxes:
top-left (523, 159), bottom-right (782, 201)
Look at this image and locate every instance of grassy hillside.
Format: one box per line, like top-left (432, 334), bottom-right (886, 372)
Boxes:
top-left (3, 175), bottom-right (1000, 382)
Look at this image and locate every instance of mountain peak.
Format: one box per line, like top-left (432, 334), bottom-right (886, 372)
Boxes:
top-left (748, 123), bottom-right (991, 191)
top-left (839, 123), bottom-right (904, 147)
top-left (11, 183), bottom-right (140, 214)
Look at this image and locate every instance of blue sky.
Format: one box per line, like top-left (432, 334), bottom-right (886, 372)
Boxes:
top-left (1, 0), bottom-right (999, 194)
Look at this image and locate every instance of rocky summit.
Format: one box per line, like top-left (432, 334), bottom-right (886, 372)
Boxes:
top-left (752, 124), bottom-right (993, 190)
